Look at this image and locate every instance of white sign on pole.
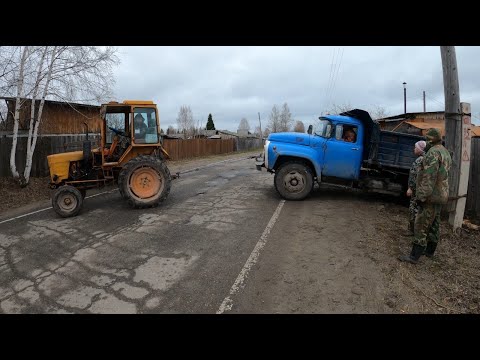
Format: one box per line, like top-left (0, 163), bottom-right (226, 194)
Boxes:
top-left (452, 102), bottom-right (472, 232)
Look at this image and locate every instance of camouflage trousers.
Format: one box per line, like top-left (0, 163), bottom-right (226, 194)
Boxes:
top-left (413, 202), bottom-right (442, 247)
top-left (408, 195), bottom-right (419, 224)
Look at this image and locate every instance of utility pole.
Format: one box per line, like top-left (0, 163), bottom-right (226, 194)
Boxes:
top-left (258, 112), bottom-right (263, 144)
top-left (403, 82), bottom-right (407, 115)
top-left (441, 46), bottom-right (470, 232)
top-left (423, 91), bottom-right (426, 112)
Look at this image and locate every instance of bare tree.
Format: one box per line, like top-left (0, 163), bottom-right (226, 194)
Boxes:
top-left (9, 46), bottom-right (30, 182)
top-left (254, 125), bottom-right (262, 138)
top-left (293, 120), bottom-right (305, 133)
top-left (268, 104), bottom-right (281, 133)
top-left (176, 105), bottom-right (194, 136)
top-left (324, 102), bottom-right (352, 115)
top-left (369, 105), bottom-right (389, 120)
top-left (1, 46), bottom-right (119, 186)
top-left (0, 98), bottom-right (8, 130)
top-left (238, 117), bottom-right (250, 133)
top-left (279, 102), bottom-right (293, 132)
top-left (167, 125), bottom-right (175, 135)
top-left (263, 127), bottom-right (271, 137)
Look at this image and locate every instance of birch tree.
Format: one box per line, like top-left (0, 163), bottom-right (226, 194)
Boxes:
top-left (268, 104), bottom-right (281, 133)
top-left (0, 46), bottom-right (119, 186)
top-left (176, 105), bottom-right (194, 136)
top-left (279, 102), bottom-right (293, 132)
top-left (10, 46), bottom-right (30, 181)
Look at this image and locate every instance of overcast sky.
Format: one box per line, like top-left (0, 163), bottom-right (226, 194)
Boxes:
top-left (113, 46), bottom-right (480, 132)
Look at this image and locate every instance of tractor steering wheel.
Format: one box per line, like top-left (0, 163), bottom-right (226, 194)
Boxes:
top-left (108, 126), bottom-right (127, 137)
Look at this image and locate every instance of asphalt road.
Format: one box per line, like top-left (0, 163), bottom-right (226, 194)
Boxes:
top-left (0, 155), bottom-right (288, 313)
top-left (0, 154), bottom-right (395, 314)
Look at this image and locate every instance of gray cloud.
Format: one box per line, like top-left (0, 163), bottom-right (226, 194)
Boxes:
top-left (113, 46), bottom-right (480, 130)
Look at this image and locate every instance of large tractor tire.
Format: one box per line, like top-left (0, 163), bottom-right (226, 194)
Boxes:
top-left (118, 155), bottom-right (171, 209)
top-left (52, 185), bottom-right (84, 217)
top-left (274, 161), bottom-right (313, 201)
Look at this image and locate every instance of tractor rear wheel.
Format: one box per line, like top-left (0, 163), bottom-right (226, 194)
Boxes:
top-left (118, 155), bottom-right (171, 208)
top-left (52, 185), bottom-right (84, 217)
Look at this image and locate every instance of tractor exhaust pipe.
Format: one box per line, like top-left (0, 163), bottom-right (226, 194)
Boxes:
top-left (83, 122), bottom-right (92, 167)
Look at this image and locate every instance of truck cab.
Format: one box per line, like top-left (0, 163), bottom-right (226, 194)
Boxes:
top-left (257, 109), bottom-right (422, 201)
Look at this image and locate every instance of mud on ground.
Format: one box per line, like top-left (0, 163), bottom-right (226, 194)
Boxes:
top-left (363, 194), bottom-right (480, 314)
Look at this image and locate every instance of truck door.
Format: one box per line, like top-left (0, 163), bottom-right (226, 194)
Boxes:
top-left (322, 124), bottom-right (363, 180)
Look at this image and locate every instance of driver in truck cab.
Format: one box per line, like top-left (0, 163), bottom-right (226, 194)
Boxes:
top-left (343, 129), bottom-right (356, 142)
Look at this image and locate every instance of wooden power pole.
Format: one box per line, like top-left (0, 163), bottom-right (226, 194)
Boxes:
top-left (258, 112), bottom-right (263, 144)
top-left (440, 46), bottom-right (471, 231)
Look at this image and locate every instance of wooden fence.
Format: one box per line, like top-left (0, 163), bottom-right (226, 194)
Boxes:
top-left (0, 135), bottom-right (245, 177)
top-left (466, 137), bottom-right (480, 219)
top-left (162, 138), bottom-right (236, 161)
top-left (0, 132), bottom-right (101, 177)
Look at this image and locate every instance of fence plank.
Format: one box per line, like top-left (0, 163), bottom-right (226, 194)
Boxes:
top-left (162, 138), bottom-right (239, 161)
top-left (1, 135), bottom-right (260, 178)
top-left (466, 137), bottom-right (480, 219)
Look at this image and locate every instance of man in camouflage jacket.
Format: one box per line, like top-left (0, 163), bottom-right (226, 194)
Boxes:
top-left (405, 140), bottom-right (427, 235)
top-left (398, 128), bottom-right (452, 264)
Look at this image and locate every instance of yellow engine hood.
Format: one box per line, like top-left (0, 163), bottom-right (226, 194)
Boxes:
top-left (47, 151), bottom-right (84, 183)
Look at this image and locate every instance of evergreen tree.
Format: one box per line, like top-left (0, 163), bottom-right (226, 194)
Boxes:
top-left (206, 113), bottom-right (216, 130)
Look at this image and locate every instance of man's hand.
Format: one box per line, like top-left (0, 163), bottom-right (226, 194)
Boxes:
top-left (406, 188), bottom-right (413, 197)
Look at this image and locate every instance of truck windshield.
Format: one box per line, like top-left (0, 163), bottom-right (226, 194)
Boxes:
top-left (312, 118), bottom-right (332, 138)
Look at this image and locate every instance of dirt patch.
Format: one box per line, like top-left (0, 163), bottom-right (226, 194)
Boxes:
top-left (0, 176), bottom-right (52, 215)
top-left (366, 198), bottom-right (480, 314)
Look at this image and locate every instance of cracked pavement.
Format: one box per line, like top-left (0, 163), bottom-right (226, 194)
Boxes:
top-left (0, 155), bottom-right (280, 313)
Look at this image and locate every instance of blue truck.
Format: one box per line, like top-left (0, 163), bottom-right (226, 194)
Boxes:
top-left (256, 109), bottom-right (425, 200)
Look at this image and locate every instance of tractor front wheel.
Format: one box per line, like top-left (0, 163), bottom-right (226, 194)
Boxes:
top-left (118, 155), bottom-right (171, 208)
top-left (52, 185), bottom-right (84, 217)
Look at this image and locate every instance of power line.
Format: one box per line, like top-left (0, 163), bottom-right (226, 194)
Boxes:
top-left (325, 48), bottom-right (339, 108)
top-left (329, 47), bottom-right (344, 106)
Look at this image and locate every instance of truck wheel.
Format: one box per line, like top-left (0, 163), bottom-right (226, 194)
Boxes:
top-left (52, 185), bottom-right (84, 217)
top-left (274, 162), bottom-right (313, 200)
top-left (118, 155), bottom-right (171, 208)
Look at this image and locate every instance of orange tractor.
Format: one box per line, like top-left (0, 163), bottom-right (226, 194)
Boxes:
top-left (47, 100), bottom-right (172, 217)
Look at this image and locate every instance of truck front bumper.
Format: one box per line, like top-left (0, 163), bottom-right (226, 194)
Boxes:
top-left (255, 155), bottom-right (265, 171)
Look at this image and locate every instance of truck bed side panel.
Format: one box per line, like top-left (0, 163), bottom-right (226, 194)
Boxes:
top-left (375, 131), bottom-right (424, 170)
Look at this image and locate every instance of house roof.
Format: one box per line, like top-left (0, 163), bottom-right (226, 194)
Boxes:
top-left (405, 120), bottom-right (444, 130)
top-left (405, 121), bottom-right (480, 138)
top-left (378, 111), bottom-right (444, 121)
top-left (0, 97), bottom-right (100, 109)
top-left (472, 126), bottom-right (480, 137)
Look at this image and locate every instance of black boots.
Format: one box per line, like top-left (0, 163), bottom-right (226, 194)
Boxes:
top-left (424, 242), bottom-right (437, 258)
top-left (398, 243), bottom-right (425, 264)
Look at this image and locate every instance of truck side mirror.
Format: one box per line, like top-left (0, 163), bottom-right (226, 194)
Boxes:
top-left (307, 125), bottom-right (313, 135)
